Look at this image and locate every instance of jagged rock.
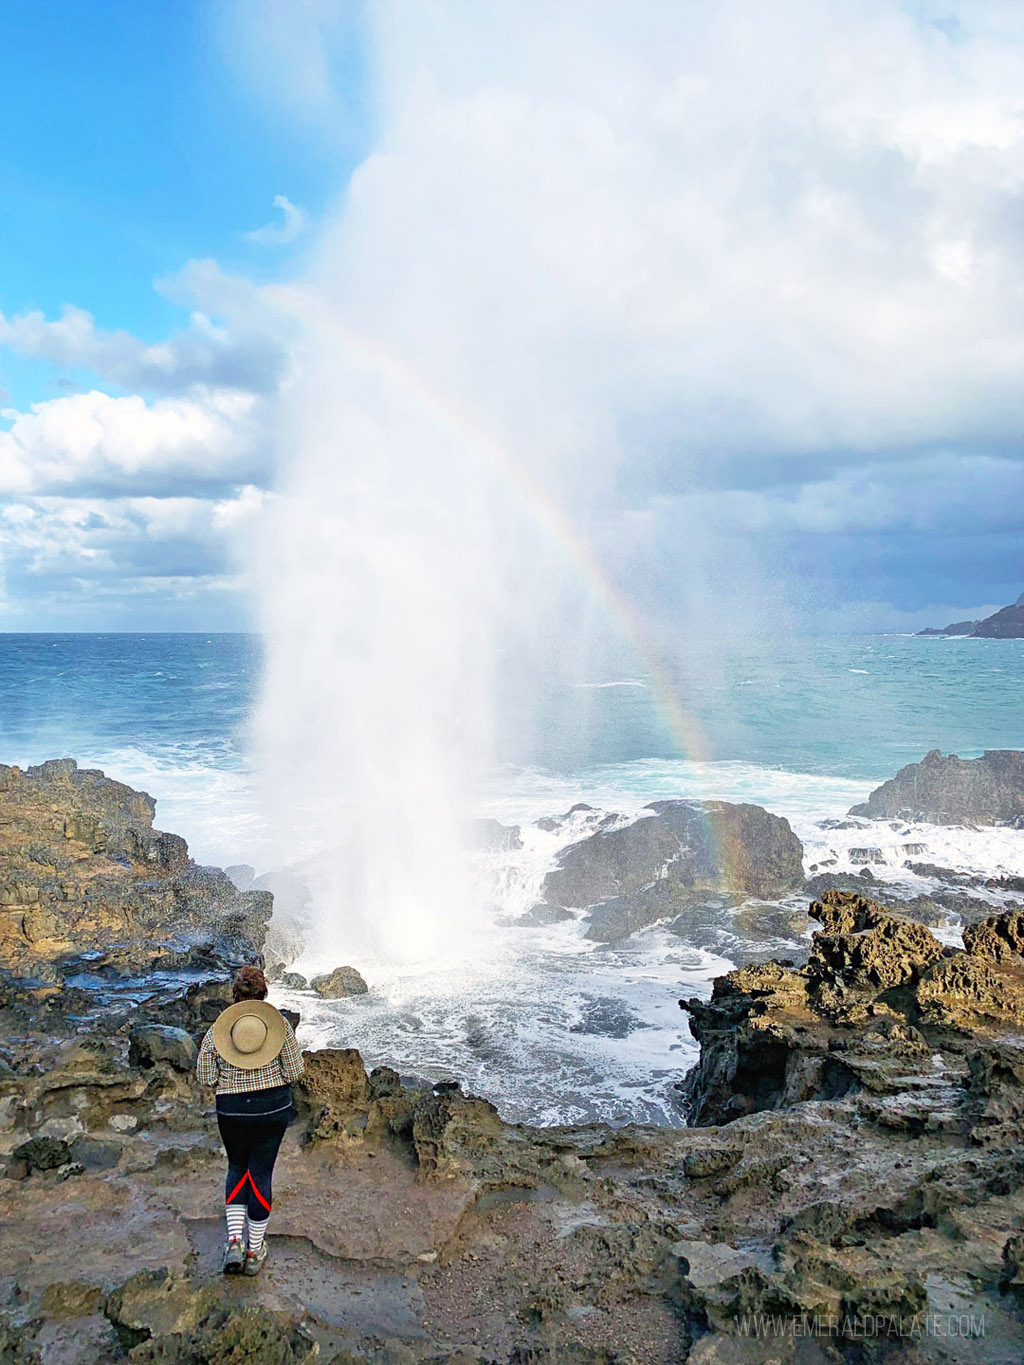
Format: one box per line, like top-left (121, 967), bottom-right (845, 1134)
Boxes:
top-left (410, 1083), bottom-right (505, 1179)
top-left (849, 748), bottom-right (1024, 826)
top-left (914, 951), bottom-right (1024, 1033)
top-left (0, 760), bottom-right (272, 978)
top-left (128, 1026), bottom-right (197, 1073)
top-left (679, 891), bottom-right (985, 1126)
top-left (124, 1304), bottom-right (319, 1363)
top-left (965, 1046), bottom-right (1024, 1137)
top-left (310, 964), bottom-right (368, 998)
top-left (962, 907), bottom-right (1024, 962)
top-left (105, 1269), bottom-right (219, 1339)
top-left (805, 891), bottom-right (944, 999)
top-left (8, 1135), bottom-right (73, 1178)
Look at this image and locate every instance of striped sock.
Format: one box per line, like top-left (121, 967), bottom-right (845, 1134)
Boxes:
top-left (225, 1205), bottom-right (247, 1243)
top-left (247, 1216), bottom-right (269, 1255)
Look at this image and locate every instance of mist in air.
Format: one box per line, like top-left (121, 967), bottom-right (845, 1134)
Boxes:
top-left (250, 1), bottom-right (1019, 965)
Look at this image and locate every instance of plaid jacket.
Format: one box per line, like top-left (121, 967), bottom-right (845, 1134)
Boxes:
top-left (196, 1015), bottom-right (305, 1094)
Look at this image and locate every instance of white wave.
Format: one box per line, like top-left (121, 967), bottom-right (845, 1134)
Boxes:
top-left (477, 758), bottom-right (873, 827)
top-left (570, 679), bottom-right (649, 689)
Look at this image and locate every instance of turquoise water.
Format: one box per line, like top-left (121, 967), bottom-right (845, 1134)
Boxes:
top-left (0, 631), bottom-right (1021, 862)
top-left (2, 632), bottom-right (1021, 774)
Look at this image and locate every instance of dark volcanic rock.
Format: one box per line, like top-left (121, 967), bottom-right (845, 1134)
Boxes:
top-left (534, 800), bottom-right (803, 942)
top-left (679, 889), bottom-right (1024, 1127)
top-left (849, 748), bottom-right (1024, 826)
top-left (127, 1025), bottom-right (197, 1073)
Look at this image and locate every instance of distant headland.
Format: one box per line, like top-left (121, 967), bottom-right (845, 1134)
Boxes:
top-left (917, 589), bottom-right (1024, 638)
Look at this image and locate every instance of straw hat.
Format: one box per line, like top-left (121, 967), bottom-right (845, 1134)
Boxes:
top-left (212, 1000), bottom-right (287, 1070)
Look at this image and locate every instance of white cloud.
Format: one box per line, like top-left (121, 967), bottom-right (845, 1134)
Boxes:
top-left (0, 388), bottom-right (265, 496)
top-left (300, 0), bottom-right (1023, 478)
top-left (0, 261), bottom-right (296, 396)
top-left (247, 194), bottom-right (309, 246)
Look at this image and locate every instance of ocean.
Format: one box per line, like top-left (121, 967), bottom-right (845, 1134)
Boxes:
top-left (3, 631), bottom-right (1023, 1124)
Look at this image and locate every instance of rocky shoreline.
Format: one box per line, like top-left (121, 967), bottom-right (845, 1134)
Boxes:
top-left (2, 759), bottom-right (1024, 1361)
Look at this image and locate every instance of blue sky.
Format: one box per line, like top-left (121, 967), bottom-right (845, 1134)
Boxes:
top-left (0, 1), bottom-right (364, 367)
top-left (0, 0), bottom-right (1021, 634)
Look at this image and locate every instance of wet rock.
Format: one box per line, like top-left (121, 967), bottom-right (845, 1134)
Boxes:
top-left (124, 1304), bottom-right (318, 1363)
top-left (105, 1269), bottom-right (219, 1339)
top-left (310, 964), bottom-right (369, 998)
top-left (679, 891), bottom-right (977, 1125)
top-left (519, 903), bottom-right (574, 925)
top-left (537, 800), bottom-right (803, 941)
top-left (849, 748), bottom-right (1024, 825)
top-left (128, 1025), bottom-right (197, 1073)
top-left (847, 847), bottom-right (885, 864)
top-left (8, 1135), bottom-right (73, 1178)
top-left (548, 800), bottom-right (803, 909)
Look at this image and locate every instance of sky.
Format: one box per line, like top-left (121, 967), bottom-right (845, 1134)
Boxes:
top-left (0, 0), bottom-right (1021, 634)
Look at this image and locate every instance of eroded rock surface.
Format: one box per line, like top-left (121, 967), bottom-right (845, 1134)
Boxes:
top-left (0, 759), bottom-right (271, 981)
top-left (3, 778), bottom-right (1024, 1361)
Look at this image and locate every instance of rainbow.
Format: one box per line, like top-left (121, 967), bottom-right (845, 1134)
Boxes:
top-left (273, 284), bottom-right (718, 782)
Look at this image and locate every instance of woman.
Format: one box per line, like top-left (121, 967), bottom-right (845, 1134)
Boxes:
top-left (195, 965), bottom-right (305, 1276)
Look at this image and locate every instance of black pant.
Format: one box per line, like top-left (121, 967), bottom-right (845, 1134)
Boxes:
top-left (217, 1113), bottom-right (288, 1220)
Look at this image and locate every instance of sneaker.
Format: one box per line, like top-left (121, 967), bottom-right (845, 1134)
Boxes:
top-left (221, 1237), bottom-right (245, 1274)
top-left (243, 1243), bottom-right (268, 1276)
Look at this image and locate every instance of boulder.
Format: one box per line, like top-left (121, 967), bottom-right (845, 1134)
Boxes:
top-left (296, 1046), bottom-right (371, 1141)
top-left (849, 749), bottom-right (1024, 826)
top-left (310, 964), bottom-right (368, 998)
top-left (128, 1025), bottom-right (198, 1072)
top-left (535, 800), bottom-right (803, 942)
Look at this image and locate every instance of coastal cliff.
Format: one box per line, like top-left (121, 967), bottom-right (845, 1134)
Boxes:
top-left (2, 765), bottom-right (1024, 1361)
top-left (917, 591), bottom-right (1024, 639)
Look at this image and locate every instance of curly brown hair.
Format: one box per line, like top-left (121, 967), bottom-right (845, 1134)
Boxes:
top-left (232, 965), bottom-right (268, 1003)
